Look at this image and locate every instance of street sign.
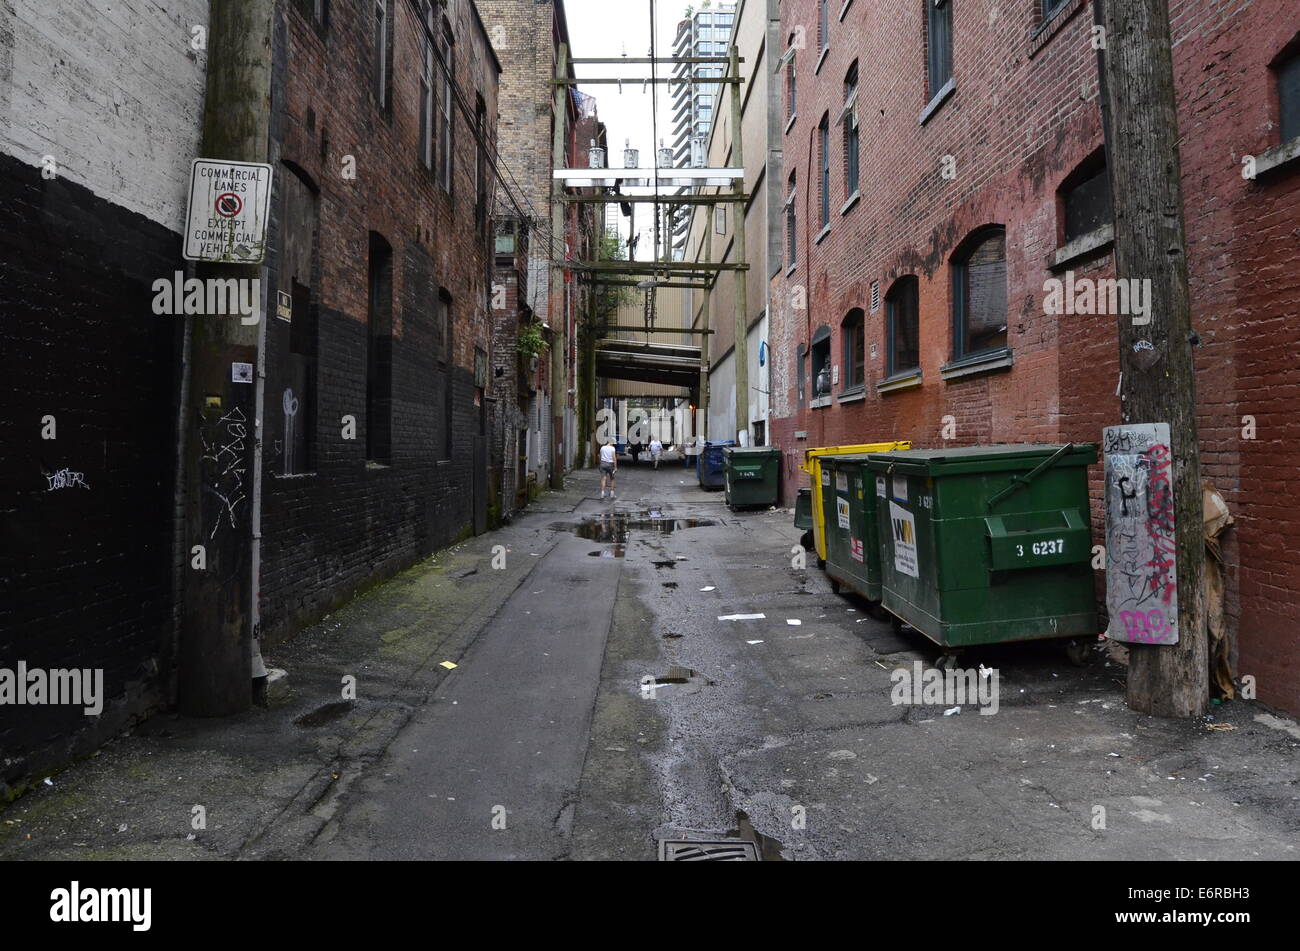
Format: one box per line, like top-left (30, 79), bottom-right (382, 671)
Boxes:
top-left (183, 159), bottom-right (274, 264)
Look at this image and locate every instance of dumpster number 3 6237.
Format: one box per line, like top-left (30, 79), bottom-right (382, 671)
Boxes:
top-left (1018, 538), bottom-right (1065, 557)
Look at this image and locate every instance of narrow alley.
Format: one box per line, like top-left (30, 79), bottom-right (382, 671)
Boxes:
top-left (4, 459), bottom-right (1295, 864)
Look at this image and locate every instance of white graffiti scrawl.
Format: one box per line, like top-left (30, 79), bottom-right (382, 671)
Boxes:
top-left (200, 405), bottom-right (249, 539)
top-left (46, 468), bottom-right (91, 492)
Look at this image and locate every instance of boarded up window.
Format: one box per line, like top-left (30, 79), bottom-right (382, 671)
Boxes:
top-left (367, 233), bottom-right (394, 464)
top-left (278, 166), bottom-right (318, 475)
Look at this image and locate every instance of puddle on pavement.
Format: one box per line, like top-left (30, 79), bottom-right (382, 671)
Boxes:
top-left (556, 513), bottom-right (716, 559)
top-left (730, 810), bottom-right (786, 861)
top-left (294, 700), bottom-right (353, 728)
top-left (655, 666), bottom-right (696, 685)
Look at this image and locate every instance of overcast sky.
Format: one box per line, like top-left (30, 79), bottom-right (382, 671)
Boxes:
top-left (564, 0), bottom-right (693, 261)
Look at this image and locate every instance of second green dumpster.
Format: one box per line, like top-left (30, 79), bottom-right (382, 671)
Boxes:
top-left (820, 454), bottom-right (887, 603)
top-left (723, 446), bottom-right (781, 510)
top-left (863, 444), bottom-right (1099, 650)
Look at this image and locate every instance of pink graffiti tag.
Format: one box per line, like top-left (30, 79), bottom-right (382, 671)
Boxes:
top-left (1119, 610), bottom-right (1171, 644)
top-left (1142, 444), bottom-right (1177, 606)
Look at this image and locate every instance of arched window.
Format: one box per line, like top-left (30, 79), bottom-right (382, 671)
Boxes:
top-left (842, 309), bottom-right (865, 389)
top-left (886, 276), bottom-right (919, 377)
top-left (951, 228), bottom-right (1007, 360)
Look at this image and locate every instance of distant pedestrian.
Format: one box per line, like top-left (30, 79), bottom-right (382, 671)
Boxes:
top-left (649, 437), bottom-right (663, 469)
top-left (599, 440), bottom-right (617, 499)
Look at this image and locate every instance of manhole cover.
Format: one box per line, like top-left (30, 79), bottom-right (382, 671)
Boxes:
top-left (658, 839), bottom-right (759, 862)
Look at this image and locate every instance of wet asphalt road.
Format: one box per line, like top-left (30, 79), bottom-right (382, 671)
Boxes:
top-left (307, 456), bottom-right (1300, 861)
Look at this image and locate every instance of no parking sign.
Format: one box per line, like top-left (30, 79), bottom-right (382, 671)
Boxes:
top-left (183, 159), bottom-right (273, 263)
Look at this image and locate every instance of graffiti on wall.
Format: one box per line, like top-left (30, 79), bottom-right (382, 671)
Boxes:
top-left (1103, 422), bottom-right (1178, 644)
top-left (200, 405), bottom-right (249, 539)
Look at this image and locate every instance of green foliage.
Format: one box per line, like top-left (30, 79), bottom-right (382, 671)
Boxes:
top-left (517, 321), bottom-right (548, 360)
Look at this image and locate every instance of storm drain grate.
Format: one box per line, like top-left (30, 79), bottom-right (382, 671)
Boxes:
top-left (658, 839), bottom-right (759, 862)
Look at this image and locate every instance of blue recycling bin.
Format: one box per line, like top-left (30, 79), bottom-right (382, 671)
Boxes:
top-left (697, 440), bottom-right (734, 490)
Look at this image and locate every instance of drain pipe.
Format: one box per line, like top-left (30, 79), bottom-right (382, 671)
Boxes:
top-left (249, 266), bottom-right (270, 704)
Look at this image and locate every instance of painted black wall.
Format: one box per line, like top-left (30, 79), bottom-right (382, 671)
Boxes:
top-left (0, 153), bottom-right (181, 791)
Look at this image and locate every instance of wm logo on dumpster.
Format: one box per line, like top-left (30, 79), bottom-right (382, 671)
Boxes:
top-left (892, 515), bottom-right (915, 545)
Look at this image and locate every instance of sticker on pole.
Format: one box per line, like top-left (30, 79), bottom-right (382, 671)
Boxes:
top-left (1102, 422), bottom-right (1178, 644)
top-left (889, 501), bottom-right (919, 578)
top-left (183, 159), bottom-right (273, 263)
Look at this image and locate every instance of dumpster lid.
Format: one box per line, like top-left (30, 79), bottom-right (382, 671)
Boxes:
top-left (724, 446), bottom-right (780, 456)
top-left (863, 443), bottom-right (1097, 475)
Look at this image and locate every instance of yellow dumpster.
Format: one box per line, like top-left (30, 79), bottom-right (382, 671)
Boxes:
top-left (800, 442), bottom-right (911, 565)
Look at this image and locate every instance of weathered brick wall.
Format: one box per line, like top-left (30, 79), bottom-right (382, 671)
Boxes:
top-left (0, 0), bottom-right (210, 790)
top-left (770, 0), bottom-right (1300, 714)
top-left (257, 0), bottom-right (500, 644)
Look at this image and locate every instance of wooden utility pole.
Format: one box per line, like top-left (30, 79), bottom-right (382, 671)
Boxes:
top-left (549, 43), bottom-right (570, 490)
top-left (1098, 0), bottom-right (1207, 717)
top-left (699, 226), bottom-right (712, 443)
top-left (728, 44), bottom-right (749, 444)
top-left (178, 0), bottom-right (274, 716)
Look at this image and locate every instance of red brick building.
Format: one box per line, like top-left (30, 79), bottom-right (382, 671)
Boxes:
top-left (260, 0), bottom-right (502, 642)
top-left (769, 0), bottom-right (1300, 714)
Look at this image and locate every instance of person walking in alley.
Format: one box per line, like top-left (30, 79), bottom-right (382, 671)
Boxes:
top-left (649, 436), bottom-right (663, 469)
top-left (599, 439), bottom-right (618, 499)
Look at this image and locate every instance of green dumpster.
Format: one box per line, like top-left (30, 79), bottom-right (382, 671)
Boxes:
top-left (864, 444), bottom-right (1099, 651)
top-left (820, 455), bottom-right (887, 603)
top-left (723, 446), bottom-right (781, 510)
